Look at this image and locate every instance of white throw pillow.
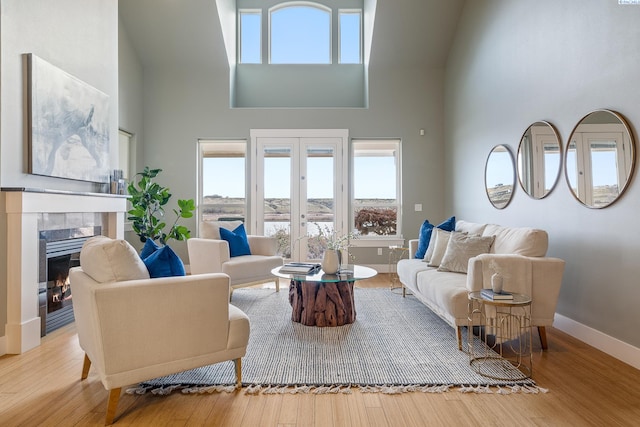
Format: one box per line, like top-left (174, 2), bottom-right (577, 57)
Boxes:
top-left (80, 236), bottom-right (150, 283)
top-left (200, 220), bottom-right (244, 240)
top-left (427, 228), bottom-right (452, 267)
top-left (438, 232), bottom-right (496, 274)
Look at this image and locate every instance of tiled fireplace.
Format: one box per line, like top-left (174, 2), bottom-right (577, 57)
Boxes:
top-left (1, 188), bottom-right (127, 354)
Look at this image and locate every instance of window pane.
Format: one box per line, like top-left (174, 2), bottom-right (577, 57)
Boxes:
top-left (353, 141), bottom-right (400, 236)
top-left (339, 11), bottom-right (361, 64)
top-left (200, 141), bottom-right (246, 222)
top-left (271, 6), bottom-right (330, 64)
top-left (240, 11), bottom-right (261, 64)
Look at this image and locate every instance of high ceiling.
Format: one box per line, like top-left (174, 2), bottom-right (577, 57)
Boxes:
top-left (118, 0), bottom-right (464, 70)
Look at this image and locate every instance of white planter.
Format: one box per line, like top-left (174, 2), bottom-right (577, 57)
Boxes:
top-left (322, 249), bottom-right (341, 274)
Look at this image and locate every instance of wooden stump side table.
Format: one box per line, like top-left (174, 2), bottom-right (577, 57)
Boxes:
top-left (272, 265), bottom-right (377, 327)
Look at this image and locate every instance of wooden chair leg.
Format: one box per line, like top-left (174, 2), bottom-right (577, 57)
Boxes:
top-left (456, 326), bottom-right (463, 350)
top-left (234, 358), bottom-right (242, 388)
top-left (81, 354), bottom-right (91, 380)
top-left (538, 326), bottom-right (549, 350)
top-left (105, 388), bottom-right (121, 425)
top-left (275, 278), bottom-right (280, 292)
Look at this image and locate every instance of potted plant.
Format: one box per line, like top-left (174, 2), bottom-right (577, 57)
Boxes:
top-left (127, 166), bottom-right (195, 245)
top-left (313, 224), bottom-right (358, 274)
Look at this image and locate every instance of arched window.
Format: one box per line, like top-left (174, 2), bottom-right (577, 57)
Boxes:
top-left (269, 3), bottom-right (331, 64)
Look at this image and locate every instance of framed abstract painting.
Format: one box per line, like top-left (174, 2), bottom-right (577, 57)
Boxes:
top-left (27, 53), bottom-right (110, 183)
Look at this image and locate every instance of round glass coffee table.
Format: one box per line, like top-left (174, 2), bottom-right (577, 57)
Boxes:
top-left (272, 265), bottom-right (377, 327)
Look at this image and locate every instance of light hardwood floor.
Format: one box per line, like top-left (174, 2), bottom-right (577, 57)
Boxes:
top-left (1, 274), bottom-right (639, 426)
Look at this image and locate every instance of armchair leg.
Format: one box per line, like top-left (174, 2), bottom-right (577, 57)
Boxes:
top-left (275, 278), bottom-right (280, 292)
top-left (105, 388), bottom-right (121, 425)
top-left (456, 326), bottom-right (463, 351)
top-left (234, 358), bottom-right (242, 388)
top-left (538, 326), bottom-right (549, 350)
top-left (81, 354), bottom-right (91, 380)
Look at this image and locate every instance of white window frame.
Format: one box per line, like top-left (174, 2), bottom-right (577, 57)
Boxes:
top-left (268, 1), bottom-right (332, 64)
top-left (197, 140), bottom-right (248, 234)
top-left (338, 9), bottom-right (362, 64)
top-left (238, 9), bottom-right (262, 64)
top-left (350, 139), bottom-right (403, 247)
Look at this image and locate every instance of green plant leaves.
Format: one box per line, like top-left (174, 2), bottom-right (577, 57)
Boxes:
top-left (127, 167), bottom-right (195, 244)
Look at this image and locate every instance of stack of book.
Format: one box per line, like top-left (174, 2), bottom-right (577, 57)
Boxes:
top-left (279, 263), bottom-right (322, 275)
top-left (480, 288), bottom-right (514, 300)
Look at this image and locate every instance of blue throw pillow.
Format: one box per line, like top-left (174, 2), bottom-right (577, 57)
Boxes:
top-left (220, 223), bottom-right (252, 257)
top-left (143, 245), bottom-right (186, 278)
top-left (140, 238), bottom-right (160, 259)
top-left (414, 216), bottom-right (456, 259)
top-left (415, 220), bottom-right (433, 259)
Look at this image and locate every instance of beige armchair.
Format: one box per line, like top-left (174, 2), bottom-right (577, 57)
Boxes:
top-left (188, 220), bottom-right (284, 295)
top-left (70, 236), bottom-right (250, 425)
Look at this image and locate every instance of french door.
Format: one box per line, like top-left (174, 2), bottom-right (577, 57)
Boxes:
top-left (250, 129), bottom-right (348, 262)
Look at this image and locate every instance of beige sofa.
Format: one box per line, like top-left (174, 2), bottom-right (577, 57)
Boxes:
top-left (397, 220), bottom-right (565, 350)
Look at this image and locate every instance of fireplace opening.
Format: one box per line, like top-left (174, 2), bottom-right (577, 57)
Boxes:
top-left (38, 226), bottom-right (101, 336)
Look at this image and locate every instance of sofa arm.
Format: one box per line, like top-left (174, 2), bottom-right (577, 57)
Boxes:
top-left (408, 239), bottom-right (419, 259)
top-left (247, 235), bottom-right (277, 256)
top-left (467, 253), bottom-right (565, 326)
top-left (71, 270), bottom-right (233, 388)
top-left (187, 238), bottom-right (230, 274)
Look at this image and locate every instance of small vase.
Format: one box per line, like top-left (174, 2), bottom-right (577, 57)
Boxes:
top-left (322, 249), bottom-right (341, 274)
top-left (491, 273), bottom-right (503, 293)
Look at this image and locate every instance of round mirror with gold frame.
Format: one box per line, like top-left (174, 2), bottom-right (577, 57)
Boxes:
top-left (517, 121), bottom-right (562, 199)
top-left (565, 109), bottom-right (636, 208)
top-left (485, 144), bottom-right (515, 209)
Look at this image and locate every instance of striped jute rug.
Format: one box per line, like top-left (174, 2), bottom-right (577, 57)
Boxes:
top-left (131, 288), bottom-right (544, 395)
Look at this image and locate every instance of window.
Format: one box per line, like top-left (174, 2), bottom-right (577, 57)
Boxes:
top-left (269, 3), bottom-right (331, 64)
top-left (198, 140), bottom-right (247, 223)
top-left (239, 10), bottom-right (261, 64)
top-left (339, 9), bottom-right (361, 64)
top-left (352, 139), bottom-right (401, 238)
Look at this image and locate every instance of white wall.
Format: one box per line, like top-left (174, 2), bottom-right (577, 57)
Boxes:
top-left (445, 0), bottom-right (640, 356)
top-left (0, 0), bottom-right (119, 340)
top-left (0, 0), bottom-right (119, 192)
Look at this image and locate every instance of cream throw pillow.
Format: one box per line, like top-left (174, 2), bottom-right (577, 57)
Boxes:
top-left (79, 236), bottom-right (150, 283)
top-left (200, 220), bottom-right (244, 240)
top-left (422, 228), bottom-right (439, 262)
top-left (427, 228), bottom-right (452, 267)
top-left (438, 232), bottom-right (496, 273)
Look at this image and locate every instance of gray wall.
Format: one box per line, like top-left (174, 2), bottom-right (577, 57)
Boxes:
top-left (445, 0), bottom-right (640, 348)
top-left (0, 0), bottom-right (119, 339)
top-left (130, 61), bottom-right (447, 263)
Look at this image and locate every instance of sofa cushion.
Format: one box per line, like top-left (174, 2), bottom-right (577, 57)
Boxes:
top-left (140, 238), bottom-right (160, 259)
top-left (414, 220), bottom-right (433, 259)
top-left (415, 269), bottom-right (469, 325)
top-left (143, 244), bottom-right (186, 278)
top-left (220, 223), bottom-right (252, 257)
top-left (80, 236), bottom-right (150, 283)
top-left (427, 228), bottom-right (452, 267)
top-left (455, 220), bottom-right (487, 235)
top-left (482, 224), bottom-right (548, 257)
top-left (438, 232), bottom-right (495, 274)
top-left (222, 255), bottom-right (283, 286)
top-left (200, 220), bottom-right (244, 240)
top-left (397, 259), bottom-right (434, 290)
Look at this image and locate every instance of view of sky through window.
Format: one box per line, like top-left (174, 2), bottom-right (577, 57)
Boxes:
top-left (240, 11), bottom-right (261, 63)
top-left (271, 6), bottom-right (331, 64)
top-left (339, 11), bottom-right (361, 63)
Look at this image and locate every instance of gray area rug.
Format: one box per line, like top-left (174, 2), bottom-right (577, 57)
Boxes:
top-left (134, 288), bottom-right (542, 395)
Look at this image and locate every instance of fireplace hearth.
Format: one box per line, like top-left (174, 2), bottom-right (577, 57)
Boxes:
top-left (38, 226), bottom-right (101, 336)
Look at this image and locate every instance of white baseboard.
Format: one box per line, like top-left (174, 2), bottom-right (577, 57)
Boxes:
top-left (361, 264), bottom-right (390, 273)
top-left (554, 313), bottom-right (640, 370)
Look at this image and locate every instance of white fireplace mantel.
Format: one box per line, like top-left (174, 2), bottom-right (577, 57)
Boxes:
top-left (1, 188), bottom-right (127, 354)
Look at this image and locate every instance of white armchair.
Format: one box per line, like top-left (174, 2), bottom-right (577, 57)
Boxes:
top-left (188, 221), bottom-right (284, 295)
top-left (70, 236), bottom-right (250, 425)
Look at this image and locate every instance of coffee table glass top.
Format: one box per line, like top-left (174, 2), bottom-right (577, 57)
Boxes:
top-left (272, 265), bottom-right (377, 283)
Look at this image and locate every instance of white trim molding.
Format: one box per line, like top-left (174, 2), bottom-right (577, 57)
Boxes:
top-left (554, 313), bottom-right (640, 370)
